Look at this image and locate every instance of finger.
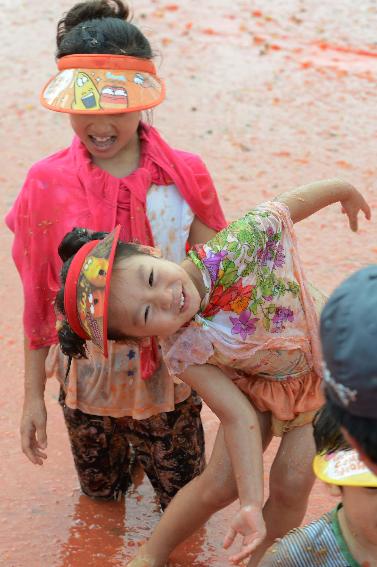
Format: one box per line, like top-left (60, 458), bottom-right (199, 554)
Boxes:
top-left (229, 535), bottom-right (266, 563)
top-left (21, 426), bottom-right (38, 464)
top-left (34, 448), bottom-right (48, 460)
top-left (347, 209), bottom-right (358, 232)
top-left (36, 425), bottom-right (48, 449)
top-left (223, 527), bottom-right (237, 550)
top-left (362, 200), bottom-right (372, 220)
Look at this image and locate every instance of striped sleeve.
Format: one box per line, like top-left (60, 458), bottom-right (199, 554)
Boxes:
top-left (259, 511), bottom-right (348, 567)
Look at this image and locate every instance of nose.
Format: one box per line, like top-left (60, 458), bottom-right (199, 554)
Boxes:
top-left (156, 288), bottom-right (173, 311)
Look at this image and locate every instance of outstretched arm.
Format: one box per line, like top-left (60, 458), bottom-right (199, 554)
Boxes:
top-left (276, 178), bottom-right (371, 230)
top-left (180, 363), bottom-right (266, 562)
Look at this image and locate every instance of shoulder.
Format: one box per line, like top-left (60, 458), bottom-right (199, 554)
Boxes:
top-left (26, 144), bottom-right (75, 180)
top-left (173, 149), bottom-right (209, 173)
top-left (260, 512), bottom-right (338, 567)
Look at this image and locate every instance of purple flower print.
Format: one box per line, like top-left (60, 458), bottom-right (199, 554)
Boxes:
top-left (272, 307), bottom-right (294, 333)
top-left (257, 228), bottom-right (285, 269)
top-left (273, 243), bottom-right (285, 268)
top-left (203, 250), bottom-right (227, 283)
top-left (230, 310), bottom-right (259, 340)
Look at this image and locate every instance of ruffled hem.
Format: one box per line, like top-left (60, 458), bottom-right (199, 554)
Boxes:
top-left (231, 369), bottom-right (324, 422)
top-left (45, 343), bottom-right (191, 420)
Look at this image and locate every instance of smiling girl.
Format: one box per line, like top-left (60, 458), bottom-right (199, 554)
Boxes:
top-left (55, 178), bottom-right (370, 565)
top-left (6, 0), bottom-right (226, 511)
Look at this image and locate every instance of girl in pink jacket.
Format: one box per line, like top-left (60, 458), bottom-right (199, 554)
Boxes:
top-left (6, 0), bottom-right (226, 509)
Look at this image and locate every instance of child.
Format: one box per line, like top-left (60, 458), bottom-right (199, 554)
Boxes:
top-left (55, 178), bottom-right (370, 565)
top-left (259, 405), bottom-right (377, 566)
top-left (320, 266), bottom-right (377, 475)
top-left (5, 0), bottom-right (226, 509)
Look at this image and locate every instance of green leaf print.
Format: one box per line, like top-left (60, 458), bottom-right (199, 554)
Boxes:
top-left (263, 317), bottom-right (271, 332)
top-left (288, 281), bottom-right (300, 296)
top-left (260, 273), bottom-right (275, 298)
top-left (219, 260), bottom-right (238, 287)
top-left (227, 241), bottom-right (240, 253)
top-left (241, 261), bottom-right (257, 278)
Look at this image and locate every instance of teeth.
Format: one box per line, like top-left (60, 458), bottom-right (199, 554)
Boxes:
top-left (91, 136), bottom-right (112, 142)
top-left (179, 292), bottom-right (185, 310)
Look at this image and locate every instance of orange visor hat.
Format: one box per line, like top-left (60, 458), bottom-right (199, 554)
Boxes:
top-left (64, 226), bottom-right (121, 357)
top-left (40, 54), bottom-right (165, 114)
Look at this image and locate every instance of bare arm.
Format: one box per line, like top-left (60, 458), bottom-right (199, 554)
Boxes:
top-left (277, 178), bottom-right (371, 230)
top-left (21, 337), bottom-right (49, 465)
top-left (180, 363), bottom-right (266, 560)
top-left (188, 215), bottom-right (219, 246)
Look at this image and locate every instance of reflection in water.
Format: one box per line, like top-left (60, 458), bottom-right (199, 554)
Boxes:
top-left (59, 494), bottom-right (126, 567)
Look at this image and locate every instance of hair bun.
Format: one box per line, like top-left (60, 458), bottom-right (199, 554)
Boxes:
top-left (57, 0), bottom-right (129, 47)
top-left (58, 227), bottom-right (93, 261)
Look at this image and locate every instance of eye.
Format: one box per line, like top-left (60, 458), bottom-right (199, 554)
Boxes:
top-left (144, 305), bottom-right (150, 323)
top-left (149, 269), bottom-right (154, 287)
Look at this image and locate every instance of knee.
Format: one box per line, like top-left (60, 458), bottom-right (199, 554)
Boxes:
top-left (269, 469), bottom-right (314, 508)
top-left (79, 469), bottom-right (131, 501)
top-left (195, 473), bottom-right (237, 511)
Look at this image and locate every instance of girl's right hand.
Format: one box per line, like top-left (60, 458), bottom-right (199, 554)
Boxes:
top-left (20, 397), bottom-right (48, 465)
top-left (223, 504), bottom-right (266, 564)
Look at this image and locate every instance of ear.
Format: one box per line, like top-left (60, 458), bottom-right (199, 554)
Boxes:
top-left (341, 427), bottom-right (377, 475)
top-left (325, 482), bottom-right (342, 498)
top-left (137, 244), bottom-right (162, 258)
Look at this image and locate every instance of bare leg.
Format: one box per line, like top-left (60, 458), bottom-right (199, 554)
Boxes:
top-left (247, 423), bottom-right (316, 566)
top-left (127, 411), bottom-right (272, 567)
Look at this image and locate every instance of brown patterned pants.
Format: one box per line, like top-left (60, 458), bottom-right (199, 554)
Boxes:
top-left (59, 389), bottom-right (205, 510)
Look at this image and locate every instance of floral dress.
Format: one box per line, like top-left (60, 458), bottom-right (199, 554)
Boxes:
top-left (162, 201), bottom-right (326, 435)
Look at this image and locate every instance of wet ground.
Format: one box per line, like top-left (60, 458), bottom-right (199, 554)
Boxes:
top-left (0, 0), bottom-right (376, 565)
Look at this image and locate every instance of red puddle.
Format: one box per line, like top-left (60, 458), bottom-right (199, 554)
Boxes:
top-left (1, 0), bottom-right (376, 565)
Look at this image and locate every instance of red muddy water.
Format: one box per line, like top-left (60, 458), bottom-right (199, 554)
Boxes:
top-left (0, 0), bottom-right (376, 565)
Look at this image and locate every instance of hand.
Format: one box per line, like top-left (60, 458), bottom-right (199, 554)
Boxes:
top-left (340, 185), bottom-right (371, 232)
top-left (20, 397), bottom-right (48, 465)
top-left (223, 504), bottom-right (266, 564)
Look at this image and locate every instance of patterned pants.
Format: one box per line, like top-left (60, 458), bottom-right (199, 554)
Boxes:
top-left (59, 389), bottom-right (205, 510)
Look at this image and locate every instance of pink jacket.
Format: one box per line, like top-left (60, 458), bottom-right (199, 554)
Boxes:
top-left (6, 124), bottom-right (226, 356)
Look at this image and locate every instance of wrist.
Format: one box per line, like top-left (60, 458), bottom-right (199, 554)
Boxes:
top-left (240, 500), bottom-right (263, 512)
top-left (24, 383), bottom-right (46, 400)
top-left (330, 177), bottom-right (353, 199)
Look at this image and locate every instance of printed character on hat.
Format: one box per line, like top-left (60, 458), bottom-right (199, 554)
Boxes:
top-left (259, 405), bottom-right (377, 567)
top-left (5, 0), bottom-right (227, 515)
top-left (56, 179), bottom-right (371, 565)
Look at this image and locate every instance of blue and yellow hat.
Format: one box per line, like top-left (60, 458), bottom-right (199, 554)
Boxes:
top-left (314, 449), bottom-right (377, 487)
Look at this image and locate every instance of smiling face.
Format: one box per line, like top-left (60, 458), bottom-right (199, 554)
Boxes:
top-left (108, 254), bottom-right (202, 338)
top-left (69, 111), bottom-right (140, 159)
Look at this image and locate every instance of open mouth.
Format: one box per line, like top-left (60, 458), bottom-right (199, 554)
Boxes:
top-left (88, 135), bottom-right (117, 150)
top-left (179, 288), bottom-right (187, 313)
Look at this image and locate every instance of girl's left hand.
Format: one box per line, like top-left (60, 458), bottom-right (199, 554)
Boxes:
top-left (223, 505), bottom-right (266, 564)
top-left (340, 185), bottom-right (371, 232)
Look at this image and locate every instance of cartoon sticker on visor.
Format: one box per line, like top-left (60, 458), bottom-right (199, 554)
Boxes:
top-left (72, 72), bottom-right (101, 110)
top-left (133, 72), bottom-right (159, 90)
top-left (43, 69), bottom-right (75, 105)
top-left (100, 86), bottom-right (128, 110)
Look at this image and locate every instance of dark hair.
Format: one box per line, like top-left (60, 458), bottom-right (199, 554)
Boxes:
top-left (55, 227), bottom-right (143, 361)
top-left (313, 404), bottom-right (349, 455)
top-left (56, 0), bottom-right (153, 59)
top-left (320, 398), bottom-right (377, 464)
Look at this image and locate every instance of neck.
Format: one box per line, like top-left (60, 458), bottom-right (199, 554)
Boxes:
top-left (338, 506), bottom-right (377, 565)
top-left (181, 258), bottom-right (206, 301)
top-left (92, 131), bottom-right (141, 178)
